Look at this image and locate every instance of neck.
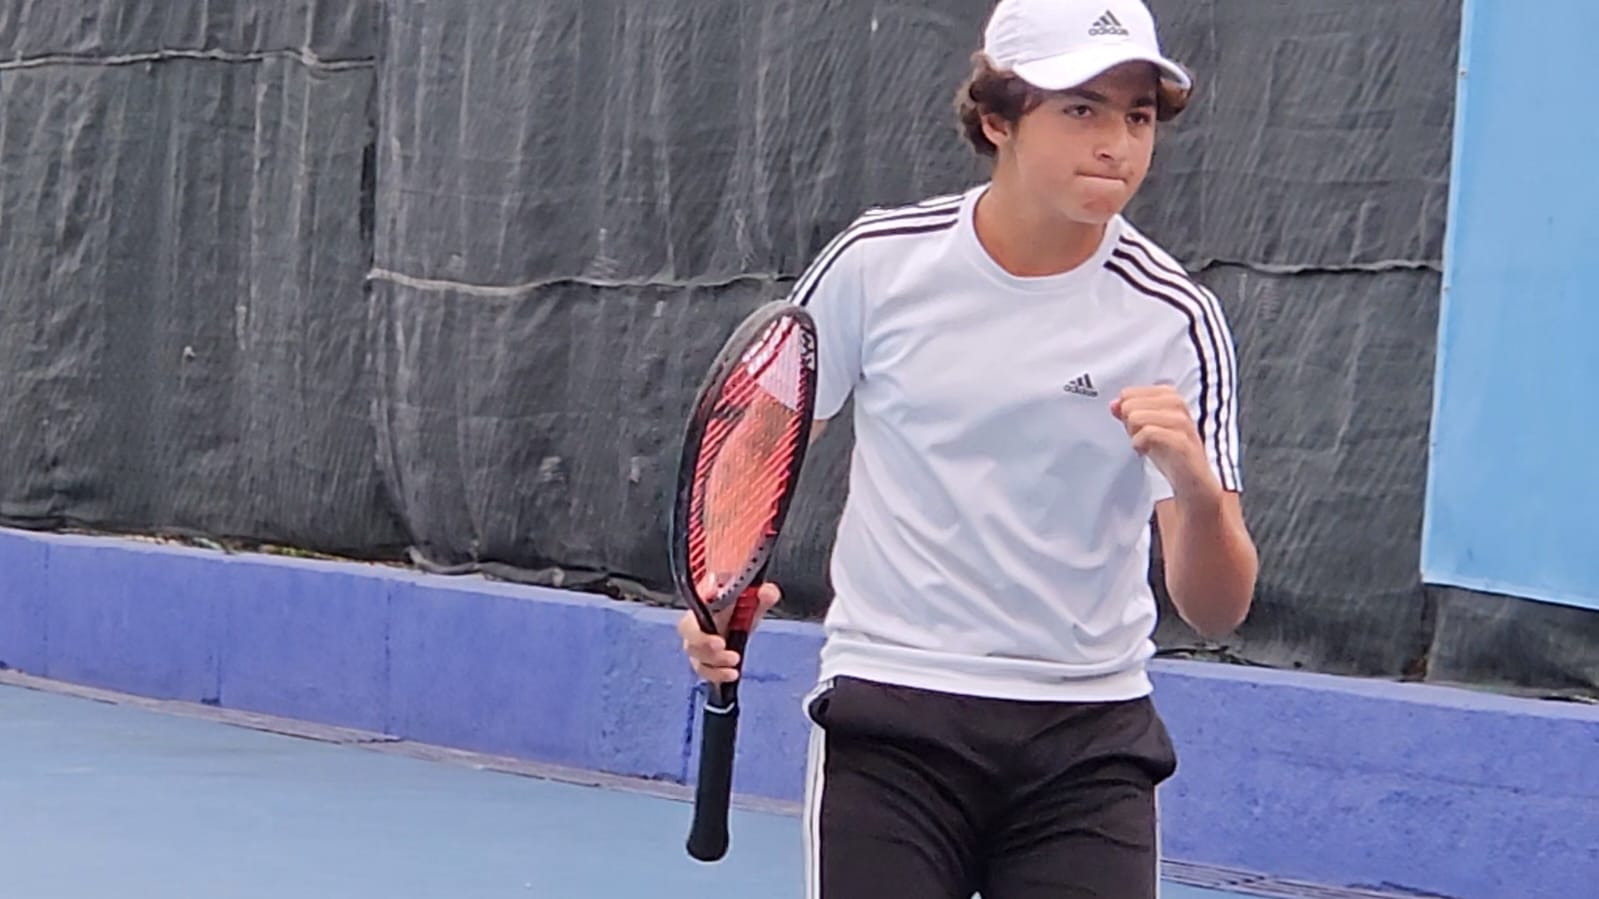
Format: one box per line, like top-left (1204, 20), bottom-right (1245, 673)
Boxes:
top-left (973, 175), bottom-right (1107, 278)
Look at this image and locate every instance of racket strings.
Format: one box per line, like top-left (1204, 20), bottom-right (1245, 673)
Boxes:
top-left (685, 324), bottom-right (811, 599)
top-left (695, 395), bottom-right (800, 572)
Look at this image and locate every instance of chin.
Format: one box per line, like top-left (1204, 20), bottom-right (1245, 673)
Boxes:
top-left (1053, 190), bottom-right (1128, 226)
top-left (1060, 203), bottom-right (1122, 227)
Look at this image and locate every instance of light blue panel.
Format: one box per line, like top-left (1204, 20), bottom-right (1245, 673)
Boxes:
top-left (1423, 0), bottom-right (1599, 609)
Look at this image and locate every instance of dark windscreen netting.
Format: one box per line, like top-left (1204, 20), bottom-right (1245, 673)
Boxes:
top-left (0, 1), bottom-right (376, 59)
top-left (1126, 0), bottom-right (1457, 272)
top-left (1151, 265), bottom-right (1441, 681)
top-left (374, 0), bottom-right (1457, 285)
top-left (0, 2), bottom-right (396, 553)
top-left (0, 0), bottom-right (1593, 696)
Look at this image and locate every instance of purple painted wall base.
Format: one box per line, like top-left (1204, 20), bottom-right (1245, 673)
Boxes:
top-left (0, 527), bottom-right (1593, 899)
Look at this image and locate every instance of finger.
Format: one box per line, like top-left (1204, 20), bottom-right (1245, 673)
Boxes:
top-left (1124, 410), bottom-right (1156, 433)
top-left (677, 610), bottom-right (721, 639)
top-left (686, 632), bottom-right (727, 657)
top-left (1117, 394), bottom-right (1188, 415)
top-left (1130, 429), bottom-right (1157, 455)
top-left (1125, 410), bottom-right (1193, 434)
top-left (710, 581), bottom-right (781, 625)
top-left (693, 647), bottom-right (741, 668)
top-left (690, 658), bottom-right (739, 684)
top-left (736, 585), bottom-right (778, 631)
top-left (1130, 426), bottom-right (1189, 457)
top-left (1119, 384), bottom-right (1181, 400)
top-left (690, 644), bottom-right (743, 671)
top-left (1116, 397), bottom-right (1186, 421)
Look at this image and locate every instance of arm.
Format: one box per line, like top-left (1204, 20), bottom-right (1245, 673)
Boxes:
top-left (1117, 384), bottom-right (1257, 639)
top-left (1154, 487), bottom-right (1256, 638)
top-left (1116, 283), bottom-right (1254, 638)
top-left (681, 221), bottom-right (861, 681)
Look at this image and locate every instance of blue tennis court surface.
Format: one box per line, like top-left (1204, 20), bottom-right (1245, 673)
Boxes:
top-left (0, 680), bottom-right (1290, 898)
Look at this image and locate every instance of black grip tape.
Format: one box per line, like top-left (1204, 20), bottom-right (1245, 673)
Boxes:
top-left (685, 697), bottom-right (740, 862)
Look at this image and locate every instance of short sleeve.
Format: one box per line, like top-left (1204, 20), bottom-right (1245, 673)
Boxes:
top-left (788, 230), bottom-right (865, 421)
top-left (1151, 282), bottom-right (1243, 501)
top-left (1186, 284), bottom-right (1243, 493)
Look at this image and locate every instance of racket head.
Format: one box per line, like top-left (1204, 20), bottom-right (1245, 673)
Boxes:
top-left (669, 302), bottom-right (818, 632)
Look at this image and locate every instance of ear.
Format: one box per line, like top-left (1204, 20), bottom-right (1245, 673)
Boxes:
top-left (980, 111), bottom-right (1013, 150)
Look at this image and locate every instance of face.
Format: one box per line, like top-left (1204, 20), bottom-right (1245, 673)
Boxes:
top-left (982, 61), bottom-right (1159, 226)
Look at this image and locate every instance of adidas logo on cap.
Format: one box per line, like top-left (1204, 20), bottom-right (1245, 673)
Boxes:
top-left (1088, 10), bottom-right (1130, 37)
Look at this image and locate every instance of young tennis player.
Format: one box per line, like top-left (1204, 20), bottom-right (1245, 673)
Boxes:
top-left (678, 0), bottom-right (1257, 895)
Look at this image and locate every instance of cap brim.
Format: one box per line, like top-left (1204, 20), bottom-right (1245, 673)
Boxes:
top-left (1012, 43), bottom-right (1191, 93)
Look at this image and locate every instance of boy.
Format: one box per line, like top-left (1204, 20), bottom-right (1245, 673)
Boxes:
top-left (678, 1), bottom-right (1258, 895)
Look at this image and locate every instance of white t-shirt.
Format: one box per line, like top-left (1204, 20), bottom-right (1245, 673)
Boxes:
top-left (791, 184), bottom-right (1241, 703)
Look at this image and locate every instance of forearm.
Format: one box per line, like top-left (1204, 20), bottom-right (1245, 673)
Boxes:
top-left (1161, 487), bottom-right (1258, 638)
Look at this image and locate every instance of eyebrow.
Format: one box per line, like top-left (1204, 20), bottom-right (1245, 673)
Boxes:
top-left (1060, 88), bottom-right (1157, 108)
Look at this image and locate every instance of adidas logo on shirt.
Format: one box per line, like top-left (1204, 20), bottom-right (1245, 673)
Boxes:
top-left (1063, 373), bottom-right (1100, 397)
top-left (1088, 11), bottom-right (1130, 37)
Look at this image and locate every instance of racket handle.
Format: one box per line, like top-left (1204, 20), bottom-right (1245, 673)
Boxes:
top-left (686, 694), bottom-right (740, 862)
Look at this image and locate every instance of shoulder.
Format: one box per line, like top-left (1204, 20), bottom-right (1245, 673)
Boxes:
top-left (840, 191), bottom-right (967, 259)
top-left (1102, 220), bottom-right (1232, 334)
top-left (790, 191), bottom-right (968, 307)
top-left (857, 190), bottom-right (967, 223)
top-left (1111, 220), bottom-right (1190, 279)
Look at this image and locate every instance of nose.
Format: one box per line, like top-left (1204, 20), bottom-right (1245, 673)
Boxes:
top-left (1095, 119), bottom-right (1133, 164)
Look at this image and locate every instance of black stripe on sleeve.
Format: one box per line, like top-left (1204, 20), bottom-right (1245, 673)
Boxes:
top-left (1108, 246), bottom-right (1234, 484)
top-left (1118, 236), bottom-right (1241, 487)
top-left (1104, 255), bottom-right (1239, 492)
top-left (1195, 282), bottom-right (1241, 486)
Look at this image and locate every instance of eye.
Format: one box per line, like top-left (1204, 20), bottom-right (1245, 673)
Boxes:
top-left (1128, 111), bottom-right (1153, 126)
top-left (1065, 104), bottom-right (1094, 118)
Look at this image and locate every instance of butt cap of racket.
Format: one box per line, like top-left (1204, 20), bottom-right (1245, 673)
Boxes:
top-left (685, 698), bottom-right (739, 862)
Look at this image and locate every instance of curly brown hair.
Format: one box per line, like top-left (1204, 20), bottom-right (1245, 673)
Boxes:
top-left (954, 53), bottom-right (1193, 158)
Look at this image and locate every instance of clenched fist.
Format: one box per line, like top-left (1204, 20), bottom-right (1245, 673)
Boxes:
top-left (1110, 385), bottom-right (1216, 499)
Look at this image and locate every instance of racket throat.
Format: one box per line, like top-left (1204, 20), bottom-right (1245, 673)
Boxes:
top-left (726, 582), bottom-right (762, 636)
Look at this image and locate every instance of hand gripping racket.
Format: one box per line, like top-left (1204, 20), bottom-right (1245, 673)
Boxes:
top-left (669, 301), bottom-right (818, 862)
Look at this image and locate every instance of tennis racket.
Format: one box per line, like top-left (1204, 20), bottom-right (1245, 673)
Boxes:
top-left (669, 301), bottom-right (819, 863)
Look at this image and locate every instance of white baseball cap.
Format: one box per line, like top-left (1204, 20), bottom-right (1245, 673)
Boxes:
top-left (982, 0), bottom-right (1192, 92)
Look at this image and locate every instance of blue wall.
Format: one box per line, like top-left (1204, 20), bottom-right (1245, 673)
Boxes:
top-left (1424, 0), bottom-right (1599, 610)
top-left (2, 526), bottom-right (1596, 899)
